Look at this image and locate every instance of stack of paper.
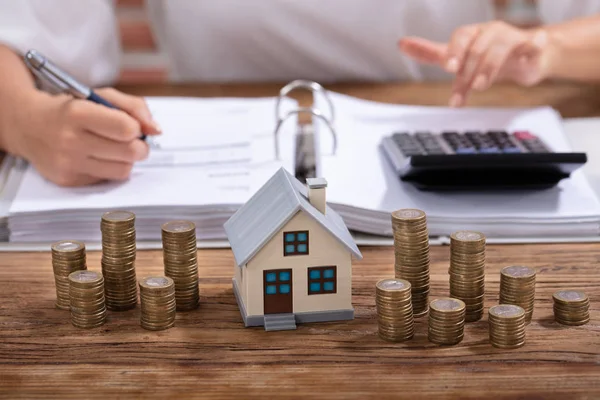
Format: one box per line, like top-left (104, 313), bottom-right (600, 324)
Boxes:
top-left (313, 92), bottom-right (600, 239)
top-left (6, 96), bottom-right (298, 243)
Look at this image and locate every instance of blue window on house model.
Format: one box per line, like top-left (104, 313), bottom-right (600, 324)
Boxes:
top-left (264, 269), bottom-right (292, 296)
top-left (283, 230), bottom-right (309, 256)
top-left (307, 266), bottom-right (337, 295)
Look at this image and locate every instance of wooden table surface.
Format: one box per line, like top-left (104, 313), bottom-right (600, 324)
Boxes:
top-left (1, 82), bottom-right (599, 399)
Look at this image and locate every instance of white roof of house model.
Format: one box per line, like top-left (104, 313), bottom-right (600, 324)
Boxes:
top-left (224, 167), bottom-right (363, 267)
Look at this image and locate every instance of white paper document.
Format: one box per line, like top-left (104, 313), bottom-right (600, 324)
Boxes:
top-left (7, 96), bottom-right (298, 242)
top-left (313, 92), bottom-right (600, 238)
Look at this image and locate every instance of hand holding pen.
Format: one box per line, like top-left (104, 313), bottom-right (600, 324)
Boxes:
top-left (16, 49), bottom-right (162, 186)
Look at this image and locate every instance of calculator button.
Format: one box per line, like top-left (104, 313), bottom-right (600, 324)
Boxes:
top-left (513, 131), bottom-right (550, 153)
top-left (415, 131), bottom-right (446, 154)
top-left (392, 132), bottom-right (426, 156)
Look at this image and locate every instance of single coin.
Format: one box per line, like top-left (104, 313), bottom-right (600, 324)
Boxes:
top-left (502, 265), bottom-right (536, 278)
top-left (52, 240), bottom-right (85, 252)
top-left (553, 290), bottom-right (588, 303)
top-left (452, 231), bottom-right (485, 241)
top-left (102, 210), bottom-right (135, 221)
top-left (431, 298), bottom-right (465, 312)
top-left (162, 220), bottom-right (196, 233)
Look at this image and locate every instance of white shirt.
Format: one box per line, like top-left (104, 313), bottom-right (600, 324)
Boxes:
top-left (0, 0), bottom-right (598, 87)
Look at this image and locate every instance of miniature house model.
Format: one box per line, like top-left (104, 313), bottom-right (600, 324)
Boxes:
top-left (224, 167), bottom-right (362, 331)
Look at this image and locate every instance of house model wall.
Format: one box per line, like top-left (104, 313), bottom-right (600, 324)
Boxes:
top-left (224, 168), bottom-right (362, 331)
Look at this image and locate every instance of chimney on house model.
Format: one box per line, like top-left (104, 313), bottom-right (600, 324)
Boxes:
top-left (306, 177), bottom-right (327, 214)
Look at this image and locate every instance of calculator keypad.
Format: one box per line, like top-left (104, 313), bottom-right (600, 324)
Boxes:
top-left (391, 130), bottom-right (551, 157)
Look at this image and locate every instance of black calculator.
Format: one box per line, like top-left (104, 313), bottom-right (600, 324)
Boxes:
top-left (380, 130), bottom-right (587, 191)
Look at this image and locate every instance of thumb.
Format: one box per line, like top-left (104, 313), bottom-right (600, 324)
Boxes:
top-left (398, 37), bottom-right (447, 65)
top-left (95, 87), bottom-right (162, 136)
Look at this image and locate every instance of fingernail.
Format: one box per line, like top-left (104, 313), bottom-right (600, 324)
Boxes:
top-left (446, 57), bottom-right (459, 73)
top-left (473, 74), bottom-right (487, 90)
top-left (449, 93), bottom-right (462, 108)
top-left (150, 119), bottom-right (162, 134)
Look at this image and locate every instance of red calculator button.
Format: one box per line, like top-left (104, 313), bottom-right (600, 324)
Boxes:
top-left (514, 131), bottom-right (536, 140)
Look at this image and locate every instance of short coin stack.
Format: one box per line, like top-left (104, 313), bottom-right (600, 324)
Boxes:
top-left (449, 231), bottom-right (486, 322)
top-left (499, 266), bottom-right (536, 324)
top-left (553, 290), bottom-right (590, 326)
top-left (68, 270), bottom-right (107, 329)
top-left (162, 221), bottom-right (200, 311)
top-left (391, 209), bottom-right (430, 317)
top-left (51, 240), bottom-right (88, 310)
top-left (375, 278), bottom-right (414, 342)
top-left (101, 211), bottom-right (138, 311)
top-left (428, 298), bottom-right (466, 345)
top-left (139, 276), bottom-right (176, 331)
top-left (488, 304), bottom-right (526, 349)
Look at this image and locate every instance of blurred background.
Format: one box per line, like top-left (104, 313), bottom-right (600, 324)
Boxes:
top-left (116, 0), bottom-right (540, 84)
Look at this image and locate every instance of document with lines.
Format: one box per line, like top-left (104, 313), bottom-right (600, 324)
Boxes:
top-left (6, 96), bottom-right (298, 243)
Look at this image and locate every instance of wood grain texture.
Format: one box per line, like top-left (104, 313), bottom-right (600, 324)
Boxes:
top-left (0, 244), bottom-right (599, 399)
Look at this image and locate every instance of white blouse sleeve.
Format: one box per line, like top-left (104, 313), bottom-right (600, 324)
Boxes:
top-left (537, 0), bottom-right (600, 24)
top-left (0, 0), bottom-right (121, 87)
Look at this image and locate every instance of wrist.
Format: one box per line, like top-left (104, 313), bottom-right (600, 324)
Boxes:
top-left (537, 26), bottom-right (566, 81)
top-left (0, 88), bottom-right (56, 158)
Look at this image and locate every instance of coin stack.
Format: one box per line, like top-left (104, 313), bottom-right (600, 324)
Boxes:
top-left (449, 231), bottom-right (486, 322)
top-left (68, 270), bottom-right (107, 329)
top-left (553, 290), bottom-right (590, 326)
top-left (162, 221), bottom-right (199, 311)
top-left (499, 266), bottom-right (536, 324)
top-left (391, 209), bottom-right (430, 317)
top-left (101, 211), bottom-right (138, 311)
top-left (139, 276), bottom-right (176, 331)
top-left (428, 298), bottom-right (466, 345)
top-left (51, 240), bottom-right (88, 310)
top-left (488, 304), bottom-right (526, 349)
top-left (375, 278), bottom-right (414, 342)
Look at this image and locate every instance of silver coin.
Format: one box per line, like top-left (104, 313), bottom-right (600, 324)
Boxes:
top-left (145, 277), bottom-right (170, 287)
top-left (163, 221), bottom-right (195, 232)
top-left (555, 290), bottom-right (587, 302)
top-left (455, 231), bottom-right (482, 241)
top-left (503, 265), bottom-right (535, 278)
top-left (489, 304), bottom-right (523, 317)
top-left (378, 279), bottom-right (409, 291)
top-left (103, 211), bottom-right (135, 221)
top-left (71, 271), bottom-right (101, 282)
top-left (53, 241), bottom-right (82, 251)
top-left (432, 298), bottom-right (463, 311)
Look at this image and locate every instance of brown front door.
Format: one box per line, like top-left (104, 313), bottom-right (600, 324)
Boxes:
top-left (263, 269), bottom-right (293, 314)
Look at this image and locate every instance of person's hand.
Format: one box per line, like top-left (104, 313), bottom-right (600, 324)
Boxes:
top-left (10, 88), bottom-right (161, 187)
top-left (399, 21), bottom-right (551, 107)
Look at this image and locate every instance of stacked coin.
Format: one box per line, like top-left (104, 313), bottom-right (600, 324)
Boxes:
top-left (68, 270), bottom-right (107, 329)
top-left (553, 290), bottom-right (590, 326)
top-left (101, 211), bottom-right (138, 311)
top-left (499, 266), bottom-right (536, 324)
top-left (488, 304), bottom-right (526, 349)
top-left (375, 278), bottom-right (414, 342)
top-left (391, 209), bottom-right (430, 317)
top-left (51, 240), bottom-right (88, 310)
top-left (162, 221), bottom-right (199, 311)
top-left (449, 231), bottom-right (486, 322)
top-left (428, 298), bottom-right (466, 345)
top-left (139, 276), bottom-right (176, 331)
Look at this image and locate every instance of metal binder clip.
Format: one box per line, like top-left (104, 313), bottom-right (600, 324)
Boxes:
top-left (274, 80), bottom-right (337, 161)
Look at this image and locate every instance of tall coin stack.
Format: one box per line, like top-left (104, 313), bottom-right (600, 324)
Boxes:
top-left (428, 298), bottom-right (466, 345)
top-left (68, 270), bottom-right (107, 329)
top-left (375, 278), bottom-right (414, 342)
top-left (553, 290), bottom-right (590, 326)
top-left (139, 276), bottom-right (176, 331)
top-left (162, 221), bottom-right (200, 311)
top-left (488, 304), bottom-right (526, 349)
top-left (101, 211), bottom-right (138, 311)
top-left (499, 266), bottom-right (536, 324)
top-left (391, 209), bottom-right (430, 317)
top-left (51, 240), bottom-right (87, 310)
top-left (449, 231), bottom-right (486, 322)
